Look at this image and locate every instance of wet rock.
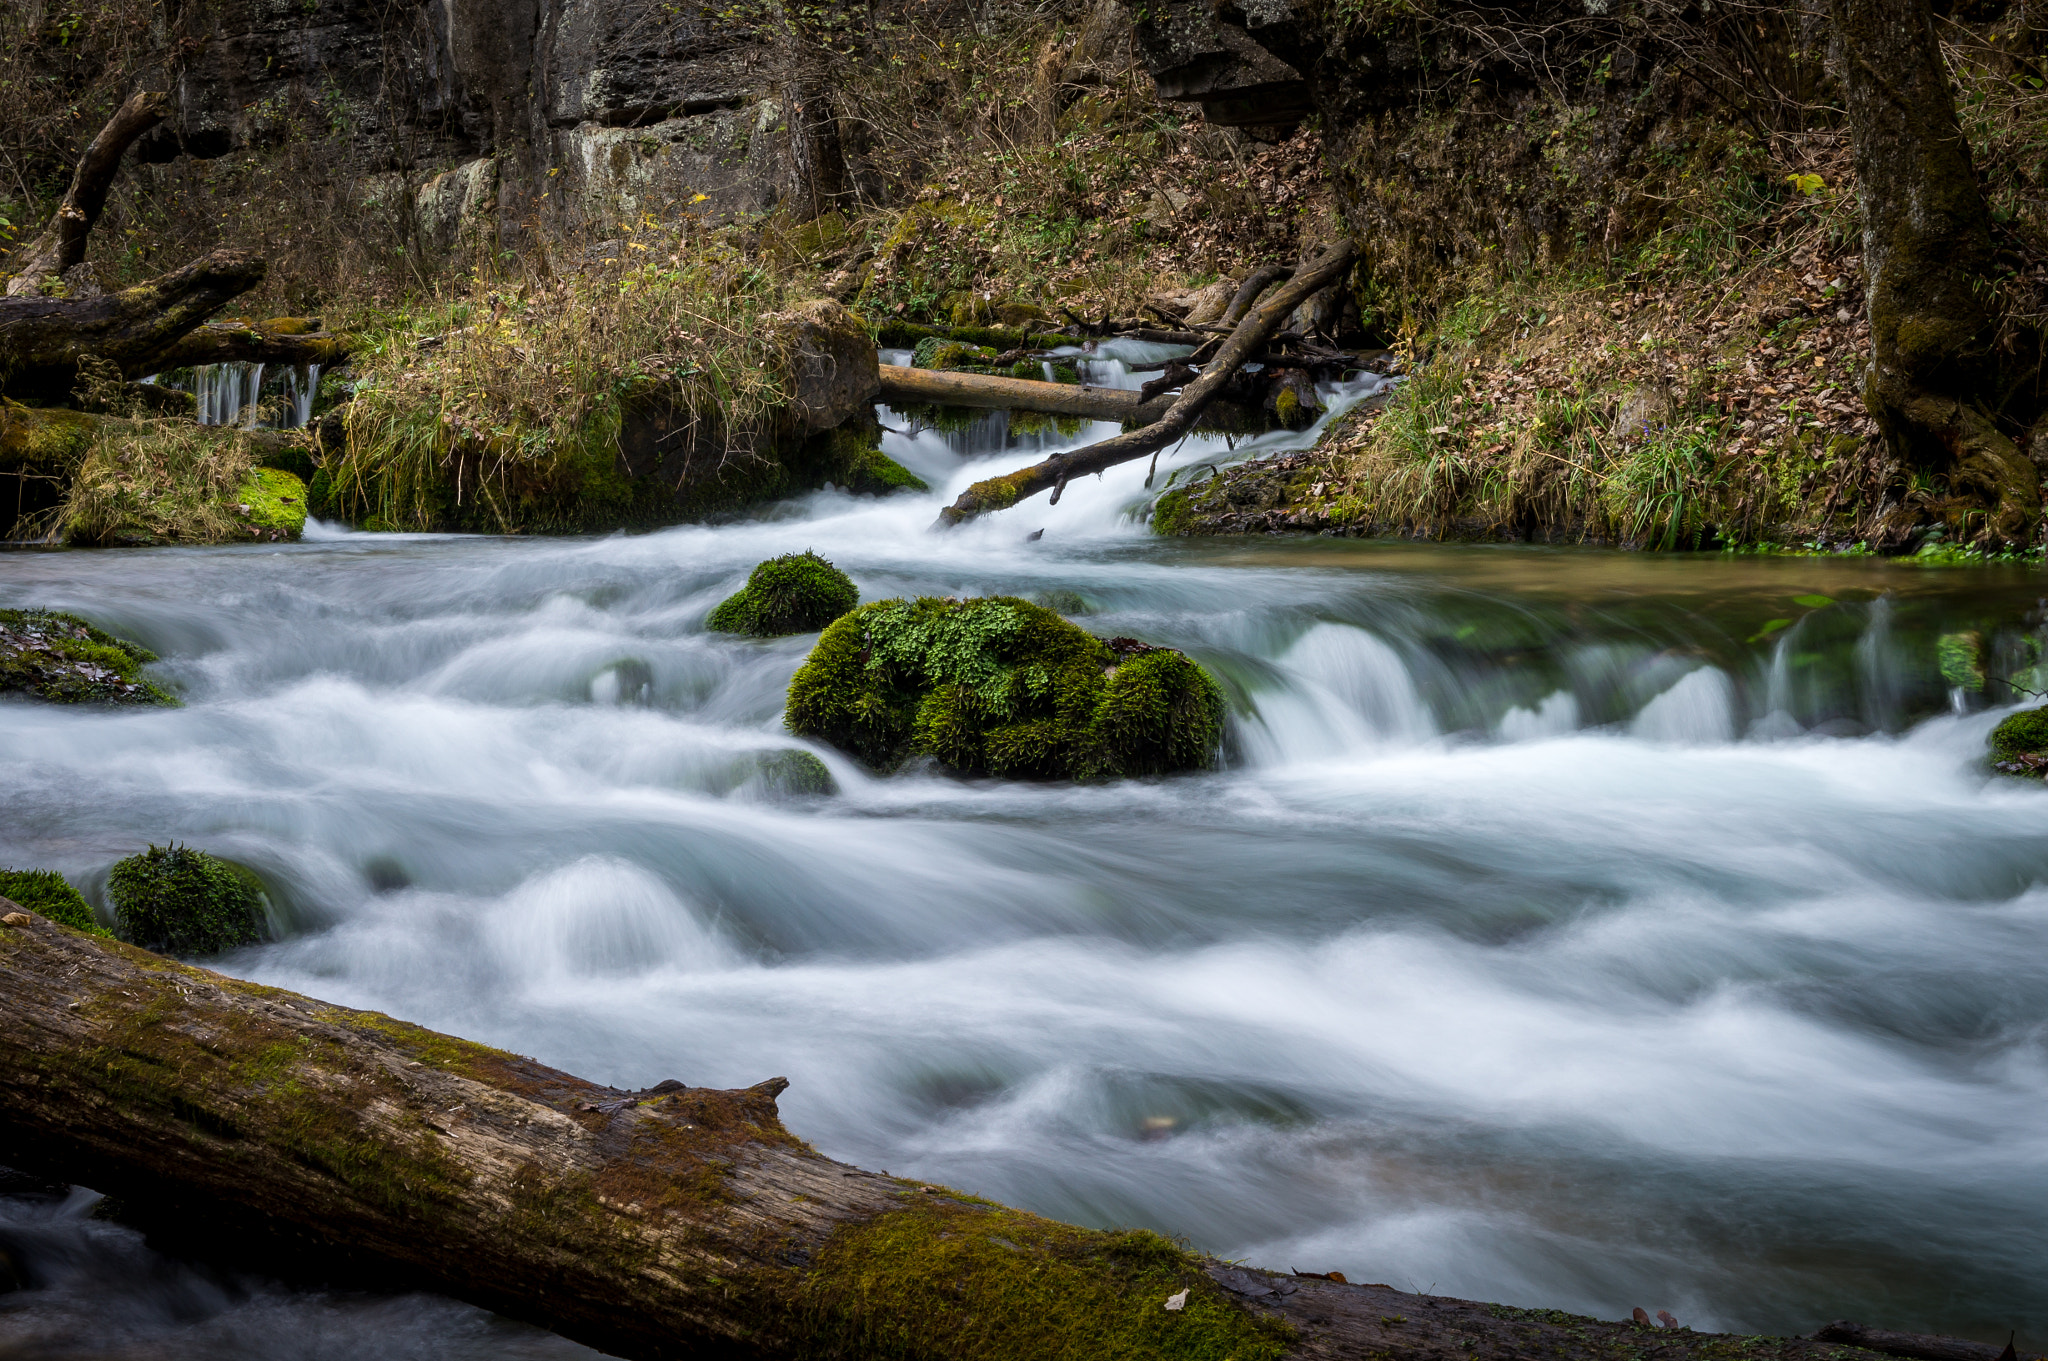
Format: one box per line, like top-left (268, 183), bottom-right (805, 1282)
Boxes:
top-left (764, 299), bottom-right (882, 433)
top-left (0, 609), bottom-right (174, 706)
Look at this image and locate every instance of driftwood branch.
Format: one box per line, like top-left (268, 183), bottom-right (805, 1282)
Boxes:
top-left (4, 91), bottom-right (170, 298)
top-left (0, 249), bottom-right (267, 401)
top-left (936, 239), bottom-right (1357, 526)
top-left (0, 908), bottom-right (2023, 1361)
top-left (879, 364), bottom-right (1170, 422)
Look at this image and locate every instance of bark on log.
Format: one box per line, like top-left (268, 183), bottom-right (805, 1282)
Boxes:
top-left (937, 239), bottom-right (1357, 526)
top-left (3, 91), bottom-right (169, 298)
top-left (0, 250), bottom-right (267, 401)
top-left (1829, 0), bottom-right (2042, 544)
top-left (1221, 263), bottom-right (1290, 326)
top-left (879, 364), bottom-right (1169, 422)
top-left (148, 318), bottom-right (355, 371)
top-left (1814, 1322), bottom-right (2038, 1361)
top-left (0, 908), bottom-right (2004, 1361)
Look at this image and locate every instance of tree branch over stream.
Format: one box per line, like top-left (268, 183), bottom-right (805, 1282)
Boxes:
top-left (936, 239), bottom-right (1358, 527)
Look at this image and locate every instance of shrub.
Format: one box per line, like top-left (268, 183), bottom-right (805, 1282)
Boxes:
top-left (708, 552), bottom-right (861, 637)
top-left (107, 844), bottom-right (267, 955)
top-left (0, 869), bottom-right (109, 936)
top-left (785, 596), bottom-right (1225, 780)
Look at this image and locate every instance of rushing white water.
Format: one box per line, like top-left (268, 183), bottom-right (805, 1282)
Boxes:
top-left (4, 350), bottom-right (2048, 1355)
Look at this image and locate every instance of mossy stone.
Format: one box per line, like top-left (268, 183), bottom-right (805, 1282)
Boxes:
top-left (756, 749), bottom-right (837, 797)
top-left (912, 337), bottom-right (999, 371)
top-left (1990, 706), bottom-right (2048, 760)
top-left (0, 869), bottom-right (110, 936)
top-left (708, 552), bottom-right (860, 638)
top-left (107, 844), bottom-right (267, 955)
top-left (0, 608), bottom-right (175, 705)
top-left (235, 466), bottom-right (308, 539)
top-left (784, 596), bottom-right (1225, 781)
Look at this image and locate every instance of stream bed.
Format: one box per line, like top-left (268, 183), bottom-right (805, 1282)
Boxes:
top-left (3, 355), bottom-right (2047, 1357)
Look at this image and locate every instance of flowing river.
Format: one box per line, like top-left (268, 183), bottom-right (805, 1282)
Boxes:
top-left (3, 348), bottom-right (2046, 1357)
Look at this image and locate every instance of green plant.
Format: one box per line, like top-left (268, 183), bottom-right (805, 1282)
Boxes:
top-left (0, 868), bottom-right (109, 936)
top-left (708, 552), bottom-right (860, 637)
top-left (107, 844), bottom-right (268, 955)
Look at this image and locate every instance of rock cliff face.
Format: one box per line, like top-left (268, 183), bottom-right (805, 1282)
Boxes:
top-left (133, 0), bottom-right (831, 254)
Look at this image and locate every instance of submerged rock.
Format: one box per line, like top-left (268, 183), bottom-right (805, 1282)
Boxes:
top-left (107, 844), bottom-right (268, 956)
top-left (1989, 705), bottom-right (2048, 777)
top-left (0, 869), bottom-right (109, 936)
top-left (0, 609), bottom-right (175, 705)
top-left (708, 552), bottom-right (860, 637)
top-left (785, 596), bottom-right (1224, 780)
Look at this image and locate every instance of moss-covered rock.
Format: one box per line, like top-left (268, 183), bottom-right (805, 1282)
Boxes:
top-left (107, 844), bottom-right (268, 955)
top-left (234, 466), bottom-right (308, 540)
top-left (785, 596), bottom-right (1225, 780)
top-left (0, 609), bottom-right (175, 705)
top-left (1990, 705), bottom-right (2048, 776)
top-left (709, 552), bottom-right (861, 637)
top-left (0, 869), bottom-right (110, 936)
top-left (912, 337), bottom-right (999, 371)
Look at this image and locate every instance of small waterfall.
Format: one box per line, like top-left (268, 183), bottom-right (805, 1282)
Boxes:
top-left (192, 361), bottom-right (320, 428)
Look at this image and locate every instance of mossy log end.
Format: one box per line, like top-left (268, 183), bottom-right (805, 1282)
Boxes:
top-left (0, 912), bottom-right (1981, 1361)
top-left (0, 249), bottom-right (267, 401)
top-left (937, 240), bottom-right (1358, 527)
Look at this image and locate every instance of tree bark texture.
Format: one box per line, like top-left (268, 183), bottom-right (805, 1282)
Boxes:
top-left (1829, 0), bottom-right (2041, 541)
top-left (937, 239), bottom-right (1357, 526)
top-left (0, 250), bottom-right (267, 401)
top-left (0, 908), bottom-right (2013, 1361)
top-left (879, 364), bottom-right (1169, 422)
top-left (3, 92), bottom-right (170, 298)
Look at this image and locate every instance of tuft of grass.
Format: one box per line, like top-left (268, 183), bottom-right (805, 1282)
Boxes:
top-left (60, 419), bottom-right (309, 545)
top-left (330, 222), bottom-right (792, 533)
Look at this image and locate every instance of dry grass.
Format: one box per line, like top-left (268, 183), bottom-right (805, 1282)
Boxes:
top-left (60, 419), bottom-right (261, 545)
top-left (328, 220), bottom-right (793, 532)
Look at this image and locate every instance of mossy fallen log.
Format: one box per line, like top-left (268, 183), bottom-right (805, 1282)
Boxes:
top-left (0, 249), bottom-right (267, 401)
top-left (147, 318), bottom-right (355, 371)
top-left (0, 911), bottom-right (2004, 1361)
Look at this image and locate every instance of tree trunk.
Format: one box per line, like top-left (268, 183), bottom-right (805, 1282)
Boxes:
top-left (0, 249), bottom-right (267, 401)
top-left (4, 91), bottom-right (170, 298)
top-left (1829, 0), bottom-right (2041, 544)
top-left (0, 907), bottom-right (1969, 1361)
top-left (937, 239), bottom-right (1357, 526)
top-left (880, 364), bottom-right (1168, 421)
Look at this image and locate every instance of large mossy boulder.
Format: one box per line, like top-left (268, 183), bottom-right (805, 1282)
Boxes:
top-left (107, 844), bottom-right (267, 955)
top-left (0, 609), bottom-right (175, 705)
top-left (709, 552), bottom-right (860, 637)
top-left (785, 596), bottom-right (1225, 780)
top-left (1990, 705), bottom-right (2048, 776)
top-left (0, 869), bottom-right (110, 937)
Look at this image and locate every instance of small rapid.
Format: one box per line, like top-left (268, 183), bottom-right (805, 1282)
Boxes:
top-left (4, 347), bottom-right (2047, 1355)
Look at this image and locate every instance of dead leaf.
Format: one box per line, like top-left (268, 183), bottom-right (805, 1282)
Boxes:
top-left (1164, 1289), bottom-right (1189, 1312)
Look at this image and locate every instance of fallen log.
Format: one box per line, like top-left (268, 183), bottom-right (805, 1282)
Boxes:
top-left (878, 363), bottom-right (1169, 422)
top-left (0, 907), bottom-right (1974, 1361)
top-left (937, 239), bottom-right (1358, 526)
top-left (147, 318), bottom-right (355, 371)
top-left (1814, 1322), bottom-right (2035, 1361)
top-left (0, 249), bottom-right (268, 401)
top-left (3, 91), bottom-right (169, 298)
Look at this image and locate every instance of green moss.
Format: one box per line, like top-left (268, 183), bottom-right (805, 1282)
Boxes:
top-left (755, 749), bottom-right (837, 797)
top-left (784, 597), bottom-right (1225, 781)
top-left (1990, 706), bottom-right (2048, 760)
top-left (1151, 488), bottom-right (1194, 537)
top-left (0, 608), bottom-right (176, 705)
top-left (0, 869), bottom-right (110, 936)
top-left (842, 447), bottom-right (928, 494)
top-left (912, 337), bottom-right (999, 370)
top-left (106, 844), bottom-right (267, 956)
top-left (234, 466), bottom-right (308, 539)
top-left (800, 1197), bottom-right (1289, 1361)
top-left (708, 552), bottom-right (861, 637)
